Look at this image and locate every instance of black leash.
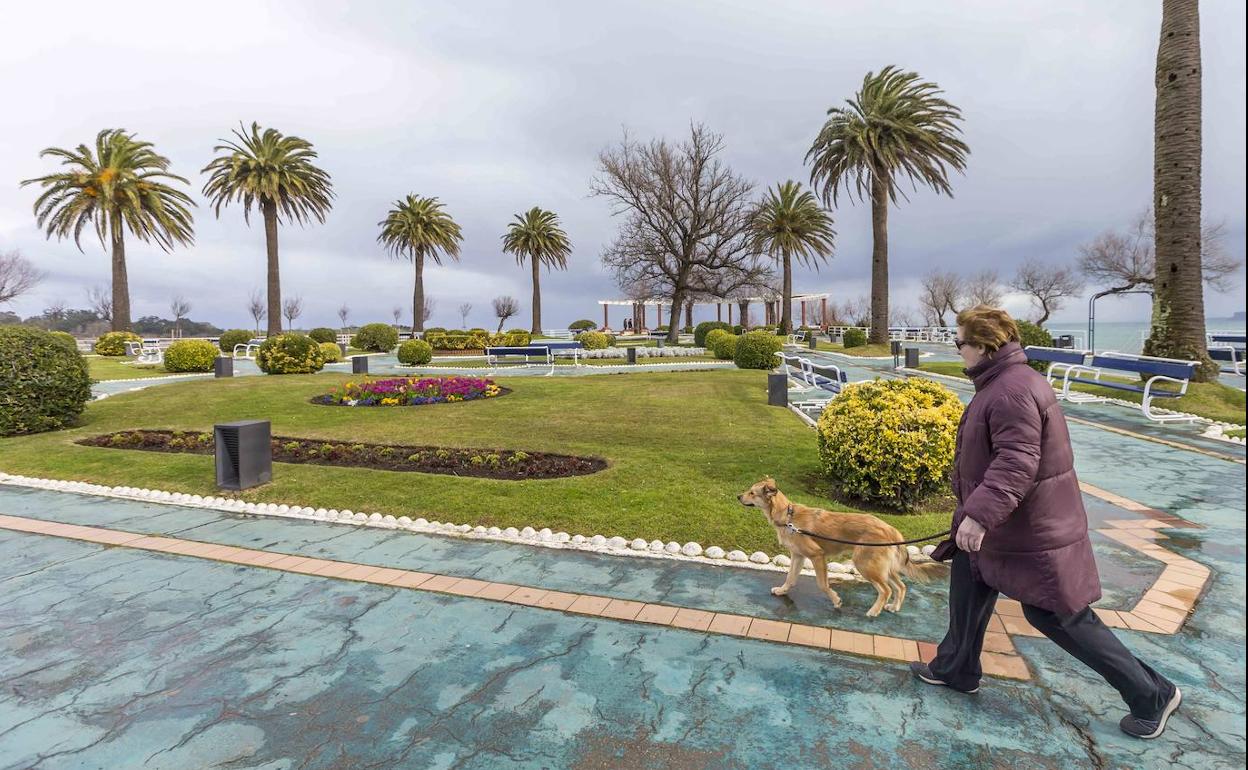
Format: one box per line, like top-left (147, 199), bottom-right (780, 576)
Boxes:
top-left (784, 505), bottom-right (951, 547)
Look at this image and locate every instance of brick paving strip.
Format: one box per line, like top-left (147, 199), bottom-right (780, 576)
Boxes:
top-left (0, 492), bottom-right (1212, 682)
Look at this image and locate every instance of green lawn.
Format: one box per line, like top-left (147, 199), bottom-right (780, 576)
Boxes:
top-left (0, 370), bottom-right (952, 555)
top-left (1223, 427), bottom-right (1245, 440)
top-left (86, 356), bottom-right (167, 380)
top-left (814, 341), bottom-right (896, 357)
top-left (917, 361), bottom-right (1246, 425)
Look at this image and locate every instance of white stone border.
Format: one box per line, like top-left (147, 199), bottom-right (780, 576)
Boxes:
top-left (0, 471), bottom-right (944, 581)
top-left (96, 372), bottom-right (214, 385)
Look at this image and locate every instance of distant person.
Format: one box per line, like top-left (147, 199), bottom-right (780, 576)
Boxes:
top-left (912, 305), bottom-right (1183, 740)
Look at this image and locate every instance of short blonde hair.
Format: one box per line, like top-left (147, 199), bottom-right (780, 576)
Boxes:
top-left (956, 305), bottom-right (1019, 353)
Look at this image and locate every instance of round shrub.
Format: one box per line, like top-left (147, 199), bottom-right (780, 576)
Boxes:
top-left (308, 327), bottom-right (338, 344)
top-left (817, 378), bottom-right (962, 510)
top-left (576, 331), bottom-right (611, 350)
top-left (422, 327), bottom-right (446, 336)
top-left (1016, 321), bottom-right (1052, 373)
top-left (397, 339), bottom-right (433, 365)
top-left (218, 329), bottom-right (253, 354)
top-left (319, 341), bottom-right (343, 363)
top-left (256, 334), bottom-right (325, 374)
top-left (49, 331), bottom-right (78, 351)
top-left (164, 339), bottom-right (219, 372)
top-left (351, 323), bottom-right (399, 352)
top-left (0, 326), bottom-right (92, 436)
top-left (842, 329), bottom-right (867, 349)
top-left (95, 331), bottom-right (142, 356)
top-left (733, 330), bottom-right (783, 369)
top-left (568, 319), bottom-right (597, 332)
top-left (708, 331), bottom-right (738, 360)
top-left (732, 325), bottom-right (743, 335)
top-left (694, 320), bottom-right (732, 347)
top-left (468, 327), bottom-right (489, 336)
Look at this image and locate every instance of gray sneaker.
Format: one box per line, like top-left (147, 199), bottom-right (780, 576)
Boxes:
top-left (1119, 686), bottom-right (1182, 740)
top-left (909, 661), bottom-right (980, 694)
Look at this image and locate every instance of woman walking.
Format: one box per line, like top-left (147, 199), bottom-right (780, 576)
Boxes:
top-left (911, 305), bottom-right (1182, 739)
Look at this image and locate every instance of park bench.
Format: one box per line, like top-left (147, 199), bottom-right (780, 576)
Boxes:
top-left (233, 338), bottom-right (264, 359)
top-left (1057, 351), bottom-right (1199, 423)
top-left (1023, 346), bottom-right (1090, 388)
top-left (124, 339), bottom-right (164, 365)
top-left (486, 342), bottom-right (582, 375)
top-left (1207, 333), bottom-right (1245, 376)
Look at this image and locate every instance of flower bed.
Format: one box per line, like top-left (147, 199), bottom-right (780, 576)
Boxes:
top-left (78, 430), bottom-right (605, 480)
top-left (311, 376), bottom-right (506, 407)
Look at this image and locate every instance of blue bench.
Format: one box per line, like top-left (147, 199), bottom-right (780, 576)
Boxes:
top-left (1059, 352), bottom-right (1199, 423)
top-left (485, 342), bottom-right (582, 375)
top-left (1024, 346), bottom-right (1090, 387)
top-left (1207, 334), bottom-right (1244, 376)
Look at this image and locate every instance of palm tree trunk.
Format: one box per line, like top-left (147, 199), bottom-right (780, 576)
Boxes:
top-left (262, 200), bottom-right (282, 337)
top-left (1144, 0), bottom-right (1214, 380)
top-left (110, 231), bottom-right (130, 332)
top-left (413, 252), bottom-right (425, 333)
top-left (781, 250), bottom-right (793, 335)
top-left (530, 258), bottom-right (542, 335)
top-left (869, 173), bottom-right (890, 345)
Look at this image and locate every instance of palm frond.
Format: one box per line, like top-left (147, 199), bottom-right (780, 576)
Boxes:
top-left (501, 207), bottom-right (572, 270)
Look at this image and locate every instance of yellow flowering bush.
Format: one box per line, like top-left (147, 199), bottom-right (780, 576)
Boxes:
top-left (256, 334), bottom-right (325, 374)
top-left (817, 377), bottom-right (962, 510)
top-left (164, 339), bottom-right (219, 372)
top-left (319, 341), bottom-right (343, 363)
top-left (94, 331), bottom-right (142, 356)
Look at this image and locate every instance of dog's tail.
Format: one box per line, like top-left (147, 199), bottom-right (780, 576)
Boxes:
top-left (898, 546), bottom-right (948, 583)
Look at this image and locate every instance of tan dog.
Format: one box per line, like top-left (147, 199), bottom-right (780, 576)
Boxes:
top-left (738, 478), bottom-right (946, 617)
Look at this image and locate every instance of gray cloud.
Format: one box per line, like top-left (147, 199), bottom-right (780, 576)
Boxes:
top-left (2, 0), bottom-right (1243, 330)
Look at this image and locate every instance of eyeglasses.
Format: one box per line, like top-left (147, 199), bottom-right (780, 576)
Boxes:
top-left (954, 338), bottom-right (969, 350)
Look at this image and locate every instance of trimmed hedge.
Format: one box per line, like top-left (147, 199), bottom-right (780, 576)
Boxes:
top-left (568, 319), bottom-right (597, 331)
top-left (817, 378), bottom-right (962, 510)
top-left (397, 339), bottom-right (434, 365)
top-left (256, 334), bottom-right (325, 374)
top-left (425, 330), bottom-right (532, 350)
top-left (49, 331), bottom-right (78, 351)
top-left (842, 328), bottom-right (867, 349)
top-left (95, 331), bottom-right (142, 356)
top-left (308, 327), bottom-right (338, 344)
top-left (733, 330), bottom-right (782, 369)
top-left (164, 339), bottom-right (219, 372)
top-left (1016, 321), bottom-right (1051, 373)
top-left (218, 329), bottom-right (253, 354)
top-left (352, 323), bottom-right (399, 352)
top-left (707, 330), bottom-right (738, 360)
top-left (0, 326), bottom-right (92, 436)
top-left (694, 321), bottom-right (732, 347)
top-left (576, 331), bottom-right (611, 350)
top-left (319, 341), bottom-right (343, 363)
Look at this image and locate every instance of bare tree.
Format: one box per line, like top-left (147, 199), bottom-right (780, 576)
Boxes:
top-left (843, 296), bottom-right (871, 327)
top-left (392, 306), bottom-right (403, 327)
top-left (337, 303), bottom-right (350, 332)
top-left (458, 302), bottom-right (473, 329)
top-left (963, 269), bottom-right (1003, 308)
top-left (918, 269), bottom-right (963, 326)
top-left (492, 296), bottom-right (520, 333)
top-left (1079, 207), bottom-right (1241, 294)
top-left (1010, 259), bottom-right (1083, 325)
top-left (86, 284), bottom-right (112, 322)
top-left (45, 299), bottom-right (67, 324)
top-left (592, 124), bottom-right (757, 342)
top-left (169, 295), bottom-right (192, 338)
top-left (282, 296), bottom-right (303, 331)
top-left (247, 289), bottom-right (266, 335)
top-left (890, 305), bottom-right (919, 326)
top-left (0, 250), bottom-right (45, 304)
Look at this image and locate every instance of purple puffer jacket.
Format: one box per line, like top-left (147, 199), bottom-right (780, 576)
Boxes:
top-left (943, 341), bottom-right (1102, 615)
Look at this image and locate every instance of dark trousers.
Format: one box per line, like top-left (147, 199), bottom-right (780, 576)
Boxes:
top-left (929, 551), bottom-right (1174, 718)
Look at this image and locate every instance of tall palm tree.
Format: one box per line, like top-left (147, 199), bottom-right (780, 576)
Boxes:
top-left (750, 181), bottom-right (835, 335)
top-left (202, 123), bottom-right (333, 337)
top-left (807, 66), bottom-right (969, 344)
top-left (1143, 0), bottom-right (1214, 379)
top-left (501, 207), bottom-right (572, 334)
top-left (22, 129), bottom-right (195, 331)
top-left (377, 195), bottom-right (462, 332)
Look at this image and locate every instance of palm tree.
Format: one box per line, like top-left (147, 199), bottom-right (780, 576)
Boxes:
top-left (501, 207), bottom-right (572, 334)
top-left (750, 181), bottom-right (835, 334)
top-left (22, 129), bottom-right (195, 331)
top-left (1143, 0), bottom-right (1214, 379)
top-left (377, 195), bottom-right (462, 332)
top-left (807, 66), bottom-right (969, 344)
top-left (202, 123), bottom-right (333, 337)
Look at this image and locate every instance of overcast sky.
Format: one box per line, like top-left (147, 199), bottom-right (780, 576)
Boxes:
top-left (2, 0), bottom-right (1244, 330)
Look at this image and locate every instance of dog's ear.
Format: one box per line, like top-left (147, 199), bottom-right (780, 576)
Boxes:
top-left (762, 480), bottom-right (777, 496)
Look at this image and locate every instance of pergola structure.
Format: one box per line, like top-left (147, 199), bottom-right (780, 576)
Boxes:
top-left (596, 293), bottom-right (831, 332)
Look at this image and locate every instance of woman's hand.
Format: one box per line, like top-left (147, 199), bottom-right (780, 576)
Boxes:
top-left (955, 516), bottom-right (987, 552)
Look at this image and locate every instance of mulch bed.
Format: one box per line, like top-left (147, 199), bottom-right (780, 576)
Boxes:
top-left (78, 430), bottom-right (606, 480)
